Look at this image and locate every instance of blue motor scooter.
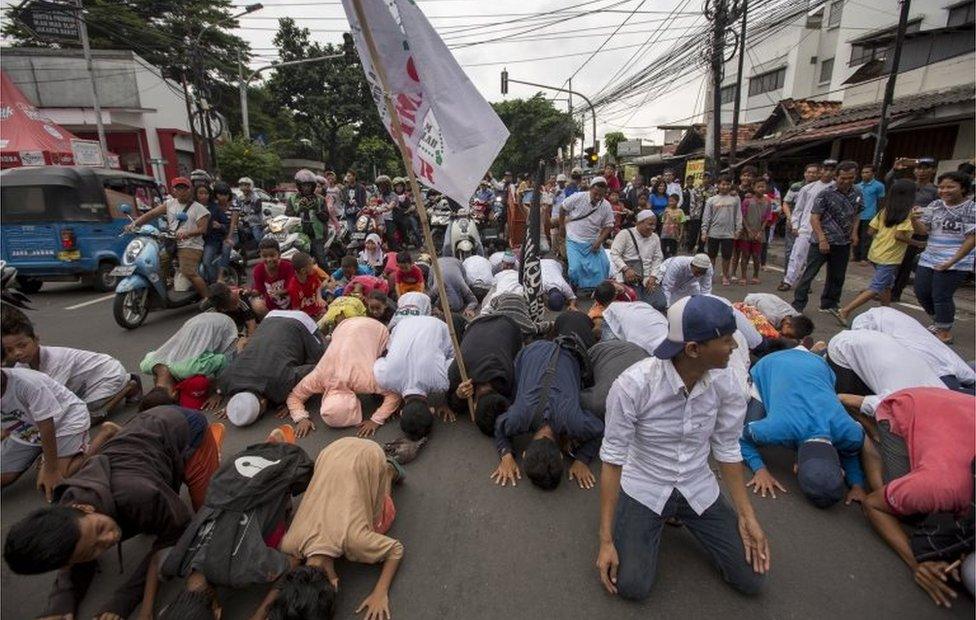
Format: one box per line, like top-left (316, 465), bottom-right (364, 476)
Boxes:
top-left (111, 206), bottom-right (200, 329)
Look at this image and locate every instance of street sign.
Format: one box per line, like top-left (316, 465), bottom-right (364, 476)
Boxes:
top-left (17, 1), bottom-right (80, 43)
top-left (685, 158), bottom-right (706, 186)
top-left (71, 139), bottom-right (104, 167)
top-left (617, 139), bottom-right (643, 157)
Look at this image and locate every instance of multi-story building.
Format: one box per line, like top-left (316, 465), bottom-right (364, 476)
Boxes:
top-left (2, 47), bottom-right (205, 184)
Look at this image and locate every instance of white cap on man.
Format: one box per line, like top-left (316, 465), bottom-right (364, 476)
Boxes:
top-left (636, 210), bottom-right (655, 223)
top-left (691, 253), bottom-right (711, 270)
top-left (556, 173), bottom-right (567, 182)
top-left (226, 391), bottom-right (261, 427)
top-left (238, 176), bottom-right (254, 186)
top-left (590, 176), bottom-right (608, 187)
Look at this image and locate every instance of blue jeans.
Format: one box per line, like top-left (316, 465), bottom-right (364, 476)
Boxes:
top-left (613, 489), bottom-right (765, 601)
top-left (913, 266), bottom-right (968, 329)
top-left (202, 240), bottom-right (232, 282)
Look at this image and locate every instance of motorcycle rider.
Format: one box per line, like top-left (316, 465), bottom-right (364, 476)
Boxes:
top-left (126, 177), bottom-right (211, 301)
top-left (236, 176), bottom-right (264, 242)
top-left (391, 177), bottom-right (420, 250)
top-left (190, 168), bottom-right (213, 191)
top-left (375, 175), bottom-right (396, 239)
top-left (285, 169), bottom-right (334, 268)
top-left (344, 170), bottom-right (369, 233)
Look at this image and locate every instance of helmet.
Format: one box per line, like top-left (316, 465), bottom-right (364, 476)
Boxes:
top-left (190, 169), bottom-right (212, 185)
top-left (392, 177), bottom-right (406, 186)
top-left (237, 176), bottom-right (254, 186)
top-left (294, 169), bottom-right (317, 184)
top-left (375, 175), bottom-right (391, 185)
top-left (314, 175), bottom-right (327, 185)
top-left (556, 173), bottom-right (567, 182)
top-left (213, 181), bottom-right (232, 196)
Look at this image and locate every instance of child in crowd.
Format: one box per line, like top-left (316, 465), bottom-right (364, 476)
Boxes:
top-left (329, 255), bottom-right (372, 297)
top-left (204, 281), bottom-right (257, 337)
top-left (394, 251), bottom-right (425, 297)
top-left (2, 319), bottom-right (140, 421)
top-left (737, 178), bottom-right (772, 285)
top-left (838, 179), bottom-right (918, 324)
top-left (251, 237), bottom-right (295, 319)
top-left (288, 252), bottom-right (327, 320)
top-left (700, 174), bottom-right (742, 286)
top-left (660, 193), bottom-right (686, 259)
top-left (1, 367), bottom-right (92, 500)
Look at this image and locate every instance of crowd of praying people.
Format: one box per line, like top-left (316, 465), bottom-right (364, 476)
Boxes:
top-left (1, 166), bottom-right (975, 619)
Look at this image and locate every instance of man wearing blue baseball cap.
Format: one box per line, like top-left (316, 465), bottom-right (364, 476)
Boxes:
top-left (596, 295), bottom-right (769, 601)
top-left (740, 347), bottom-right (867, 508)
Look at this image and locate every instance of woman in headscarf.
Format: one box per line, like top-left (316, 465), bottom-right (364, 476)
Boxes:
top-left (317, 296), bottom-right (367, 333)
top-left (359, 233), bottom-right (386, 275)
top-left (286, 317), bottom-right (401, 438)
top-left (387, 291), bottom-right (432, 330)
top-left (139, 312), bottom-right (239, 389)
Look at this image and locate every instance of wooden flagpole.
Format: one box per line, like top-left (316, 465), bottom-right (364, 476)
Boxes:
top-left (349, 0), bottom-right (475, 420)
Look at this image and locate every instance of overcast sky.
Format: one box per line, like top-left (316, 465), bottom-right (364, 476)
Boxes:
top-left (236, 0), bottom-right (711, 147)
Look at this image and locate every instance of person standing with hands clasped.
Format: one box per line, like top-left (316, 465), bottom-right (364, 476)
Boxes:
top-left (596, 295), bottom-right (769, 601)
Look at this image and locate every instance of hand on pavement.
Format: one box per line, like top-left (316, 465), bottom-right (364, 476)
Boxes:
top-left (295, 418), bottom-right (316, 439)
top-left (490, 454), bottom-right (520, 487)
top-left (596, 541), bottom-right (619, 595)
top-left (355, 590), bottom-right (390, 620)
top-left (914, 561), bottom-right (960, 608)
top-left (845, 485), bottom-right (866, 505)
top-left (746, 469), bottom-right (787, 499)
top-left (568, 460), bottom-right (596, 489)
top-left (36, 465), bottom-right (63, 502)
top-left (738, 515), bottom-right (771, 574)
top-left (357, 420), bottom-right (380, 438)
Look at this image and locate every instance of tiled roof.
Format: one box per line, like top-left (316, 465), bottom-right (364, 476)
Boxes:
top-left (781, 98), bottom-right (842, 122)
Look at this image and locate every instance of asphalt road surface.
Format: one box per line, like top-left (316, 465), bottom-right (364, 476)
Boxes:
top-left (2, 251), bottom-right (973, 620)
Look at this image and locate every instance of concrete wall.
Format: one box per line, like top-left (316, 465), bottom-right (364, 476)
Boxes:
top-left (719, 0), bottom-right (961, 121)
top-left (843, 54), bottom-right (976, 107)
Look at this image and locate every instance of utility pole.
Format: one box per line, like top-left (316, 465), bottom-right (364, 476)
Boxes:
top-left (238, 48), bottom-right (248, 140)
top-left (74, 0), bottom-right (108, 163)
top-left (729, 0), bottom-right (747, 167)
top-left (568, 77), bottom-right (574, 172)
top-left (705, 0), bottom-right (729, 177)
top-left (873, 0), bottom-right (911, 170)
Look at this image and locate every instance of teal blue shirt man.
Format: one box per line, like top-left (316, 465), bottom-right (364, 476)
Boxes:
top-left (856, 166), bottom-right (886, 221)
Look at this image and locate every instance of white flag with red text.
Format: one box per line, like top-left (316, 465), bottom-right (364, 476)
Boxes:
top-left (341, 0), bottom-right (509, 206)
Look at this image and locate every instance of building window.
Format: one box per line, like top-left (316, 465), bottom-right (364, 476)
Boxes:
top-left (819, 58), bottom-right (834, 84)
top-left (720, 84), bottom-right (736, 104)
top-left (947, 1), bottom-right (975, 26)
top-left (748, 67), bottom-right (786, 96)
top-left (828, 0), bottom-right (843, 28)
top-left (849, 43), bottom-right (880, 65)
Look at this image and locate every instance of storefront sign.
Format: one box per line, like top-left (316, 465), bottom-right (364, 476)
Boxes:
top-left (71, 139), bottom-right (104, 167)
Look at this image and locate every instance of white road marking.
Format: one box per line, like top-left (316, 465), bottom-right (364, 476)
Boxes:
top-left (895, 301), bottom-right (925, 312)
top-left (64, 294), bottom-right (115, 310)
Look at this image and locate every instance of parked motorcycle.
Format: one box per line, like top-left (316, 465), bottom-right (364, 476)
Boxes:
top-left (347, 203), bottom-right (383, 252)
top-left (265, 214), bottom-right (310, 260)
top-left (111, 206), bottom-right (244, 329)
top-left (444, 205), bottom-right (484, 261)
top-left (428, 197), bottom-right (452, 250)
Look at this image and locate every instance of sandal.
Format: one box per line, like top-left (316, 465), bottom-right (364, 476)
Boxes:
top-left (721, 277), bottom-right (731, 286)
top-left (776, 282), bottom-right (791, 292)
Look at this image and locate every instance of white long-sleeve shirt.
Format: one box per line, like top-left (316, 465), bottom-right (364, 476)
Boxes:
top-left (479, 269), bottom-right (524, 313)
top-left (609, 227), bottom-right (663, 283)
top-left (374, 316), bottom-right (454, 398)
top-left (602, 302), bottom-right (669, 355)
top-left (790, 180), bottom-right (833, 236)
top-left (850, 307), bottom-right (976, 385)
top-left (462, 255), bottom-right (494, 288)
top-left (540, 258), bottom-right (576, 301)
top-left (658, 256), bottom-right (713, 306)
top-left (827, 330), bottom-right (946, 416)
top-left (743, 292), bottom-right (800, 328)
top-left (601, 358), bottom-right (747, 515)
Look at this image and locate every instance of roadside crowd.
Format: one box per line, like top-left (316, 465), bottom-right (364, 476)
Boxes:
top-left (1, 155), bottom-right (974, 619)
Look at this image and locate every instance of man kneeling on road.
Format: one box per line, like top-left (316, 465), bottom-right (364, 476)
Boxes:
top-left (596, 295), bottom-right (769, 600)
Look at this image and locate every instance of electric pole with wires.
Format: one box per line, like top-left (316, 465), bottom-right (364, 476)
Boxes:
top-left (703, 0), bottom-right (744, 177)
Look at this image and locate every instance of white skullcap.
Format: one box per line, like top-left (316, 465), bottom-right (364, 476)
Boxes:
top-left (691, 253), bottom-right (711, 270)
top-left (636, 210), bottom-right (655, 223)
top-left (226, 391), bottom-right (261, 427)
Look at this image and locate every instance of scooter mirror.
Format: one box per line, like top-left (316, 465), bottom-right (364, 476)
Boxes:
top-left (119, 203), bottom-right (132, 215)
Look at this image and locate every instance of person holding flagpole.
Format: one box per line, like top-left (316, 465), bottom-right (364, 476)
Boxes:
top-left (559, 176), bottom-right (615, 291)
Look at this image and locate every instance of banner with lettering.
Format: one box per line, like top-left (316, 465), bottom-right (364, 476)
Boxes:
top-left (341, 0), bottom-right (509, 206)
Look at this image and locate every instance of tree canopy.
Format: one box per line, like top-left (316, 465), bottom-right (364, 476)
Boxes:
top-left (604, 131), bottom-right (627, 161)
top-left (2, 0), bottom-right (249, 84)
top-left (490, 94), bottom-right (576, 176)
top-left (216, 137), bottom-right (281, 188)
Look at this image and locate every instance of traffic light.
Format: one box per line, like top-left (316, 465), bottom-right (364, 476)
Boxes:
top-left (584, 146), bottom-right (599, 167)
top-left (501, 68), bottom-right (508, 95)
